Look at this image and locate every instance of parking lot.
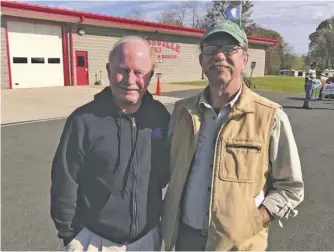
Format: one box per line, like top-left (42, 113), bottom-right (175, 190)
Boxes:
top-left (2, 90), bottom-right (334, 250)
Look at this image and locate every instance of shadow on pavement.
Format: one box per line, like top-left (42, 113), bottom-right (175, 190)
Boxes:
top-left (287, 97), bottom-right (327, 102)
top-left (287, 97), bottom-right (305, 101)
top-left (288, 96), bottom-right (334, 102)
top-left (283, 105), bottom-right (334, 110)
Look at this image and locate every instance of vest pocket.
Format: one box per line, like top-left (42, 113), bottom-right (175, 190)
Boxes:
top-left (247, 196), bottom-right (265, 237)
top-left (219, 139), bottom-right (263, 183)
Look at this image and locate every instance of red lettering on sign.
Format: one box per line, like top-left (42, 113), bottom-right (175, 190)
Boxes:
top-left (175, 44), bottom-right (180, 53)
top-left (159, 54), bottom-right (177, 59)
top-left (147, 40), bottom-right (181, 53)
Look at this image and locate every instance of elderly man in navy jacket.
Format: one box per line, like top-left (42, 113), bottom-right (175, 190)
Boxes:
top-left (50, 36), bottom-right (170, 251)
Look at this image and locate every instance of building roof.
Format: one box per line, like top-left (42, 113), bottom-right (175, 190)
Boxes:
top-left (1, 0), bottom-right (280, 46)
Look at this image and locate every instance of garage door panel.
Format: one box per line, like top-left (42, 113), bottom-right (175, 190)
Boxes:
top-left (8, 21), bottom-right (64, 88)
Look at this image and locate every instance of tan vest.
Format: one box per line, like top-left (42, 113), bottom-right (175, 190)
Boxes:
top-left (162, 85), bottom-right (280, 251)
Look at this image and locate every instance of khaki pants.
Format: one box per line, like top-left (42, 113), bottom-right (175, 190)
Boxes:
top-left (66, 225), bottom-right (162, 251)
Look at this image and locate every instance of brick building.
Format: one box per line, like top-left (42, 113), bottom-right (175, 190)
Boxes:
top-left (1, 1), bottom-right (279, 90)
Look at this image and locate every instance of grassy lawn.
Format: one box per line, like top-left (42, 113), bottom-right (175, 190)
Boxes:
top-left (170, 76), bottom-right (305, 94)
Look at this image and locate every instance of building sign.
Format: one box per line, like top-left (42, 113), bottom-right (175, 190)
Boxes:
top-left (322, 83), bottom-right (334, 95)
top-left (250, 61), bottom-right (256, 69)
top-left (147, 40), bottom-right (180, 60)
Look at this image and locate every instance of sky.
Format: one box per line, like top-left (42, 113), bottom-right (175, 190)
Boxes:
top-left (23, 0), bottom-right (334, 56)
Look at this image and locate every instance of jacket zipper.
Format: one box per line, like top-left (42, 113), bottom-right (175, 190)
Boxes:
top-left (226, 143), bottom-right (262, 152)
top-left (130, 117), bottom-right (139, 239)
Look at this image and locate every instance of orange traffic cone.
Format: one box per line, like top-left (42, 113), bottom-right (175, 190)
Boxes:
top-left (156, 77), bottom-right (161, 96)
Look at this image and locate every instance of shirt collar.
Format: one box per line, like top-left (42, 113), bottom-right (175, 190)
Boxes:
top-left (199, 84), bottom-right (243, 112)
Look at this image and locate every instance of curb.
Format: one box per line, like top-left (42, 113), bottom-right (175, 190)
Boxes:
top-left (1, 116), bottom-right (68, 127)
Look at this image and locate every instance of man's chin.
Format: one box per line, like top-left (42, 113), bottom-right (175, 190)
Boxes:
top-left (209, 77), bottom-right (230, 86)
top-left (122, 95), bottom-right (141, 105)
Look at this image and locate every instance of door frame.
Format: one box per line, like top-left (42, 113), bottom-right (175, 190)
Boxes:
top-left (5, 17), bottom-right (68, 89)
top-left (75, 50), bottom-right (89, 85)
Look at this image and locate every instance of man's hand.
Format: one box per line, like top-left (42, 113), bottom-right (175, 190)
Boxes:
top-left (258, 205), bottom-right (273, 227)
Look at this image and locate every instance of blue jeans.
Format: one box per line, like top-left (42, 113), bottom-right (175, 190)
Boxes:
top-left (303, 84), bottom-right (312, 108)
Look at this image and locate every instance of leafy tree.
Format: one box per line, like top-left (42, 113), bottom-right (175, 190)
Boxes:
top-left (246, 25), bottom-right (283, 75)
top-left (308, 17), bottom-right (334, 69)
top-left (291, 56), bottom-right (306, 70)
top-left (280, 40), bottom-right (295, 70)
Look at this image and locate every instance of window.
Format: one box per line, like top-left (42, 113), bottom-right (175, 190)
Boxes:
top-left (77, 56), bottom-right (85, 67)
top-left (13, 57), bottom-right (28, 64)
top-left (48, 58), bottom-right (61, 64)
top-left (31, 57), bottom-right (45, 64)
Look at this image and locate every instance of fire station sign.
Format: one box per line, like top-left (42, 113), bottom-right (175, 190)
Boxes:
top-left (147, 40), bottom-right (180, 60)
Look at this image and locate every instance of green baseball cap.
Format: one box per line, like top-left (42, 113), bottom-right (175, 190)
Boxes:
top-left (201, 20), bottom-right (248, 47)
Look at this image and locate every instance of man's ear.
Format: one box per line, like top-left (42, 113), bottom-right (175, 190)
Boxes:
top-left (199, 53), bottom-right (203, 68)
top-left (106, 63), bottom-right (111, 79)
top-left (150, 69), bottom-right (155, 80)
top-left (243, 52), bottom-right (249, 67)
top-left (146, 69), bottom-right (154, 85)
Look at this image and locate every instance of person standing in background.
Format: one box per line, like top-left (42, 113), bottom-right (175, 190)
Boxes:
top-left (303, 62), bottom-right (318, 109)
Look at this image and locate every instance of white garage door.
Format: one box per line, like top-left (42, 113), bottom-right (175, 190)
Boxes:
top-left (7, 21), bottom-right (64, 88)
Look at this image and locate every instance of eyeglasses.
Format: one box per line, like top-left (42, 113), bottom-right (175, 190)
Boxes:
top-left (201, 45), bottom-right (242, 55)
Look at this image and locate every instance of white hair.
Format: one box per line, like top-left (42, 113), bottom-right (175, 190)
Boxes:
top-left (108, 35), bottom-right (156, 69)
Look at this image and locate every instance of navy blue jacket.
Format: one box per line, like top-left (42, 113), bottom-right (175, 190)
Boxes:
top-left (51, 87), bottom-right (171, 246)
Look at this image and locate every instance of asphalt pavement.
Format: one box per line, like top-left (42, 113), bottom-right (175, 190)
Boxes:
top-left (1, 90), bottom-right (334, 251)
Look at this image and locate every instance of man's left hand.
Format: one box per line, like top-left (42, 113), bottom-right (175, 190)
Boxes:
top-left (258, 205), bottom-right (273, 227)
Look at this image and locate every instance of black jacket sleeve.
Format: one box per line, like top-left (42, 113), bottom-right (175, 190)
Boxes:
top-left (159, 110), bottom-right (172, 189)
top-left (50, 114), bottom-right (85, 244)
top-left (160, 136), bottom-right (171, 189)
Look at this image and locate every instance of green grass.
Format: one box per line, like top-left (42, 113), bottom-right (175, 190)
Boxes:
top-left (170, 76), bottom-right (305, 94)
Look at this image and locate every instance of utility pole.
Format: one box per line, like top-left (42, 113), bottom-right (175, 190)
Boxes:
top-left (239, 0), bottom-right (243, 27)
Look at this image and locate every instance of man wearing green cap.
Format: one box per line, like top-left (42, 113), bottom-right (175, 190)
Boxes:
top-left (161, 20), bottom-right (304, 251)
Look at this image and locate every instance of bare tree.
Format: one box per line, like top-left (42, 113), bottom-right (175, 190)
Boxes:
top-left (183, 2), bottom-right (200, 28)
top-left (156, 10), bottom-right (183, 26)
top-left (130, 6), bottom-right (144, 20)
top-left (157, 4), bottom-right (186, 26)
top-left (156, 2), bottom-right (209, 28)
top-left (173, 3), bottom-right (188, 25)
